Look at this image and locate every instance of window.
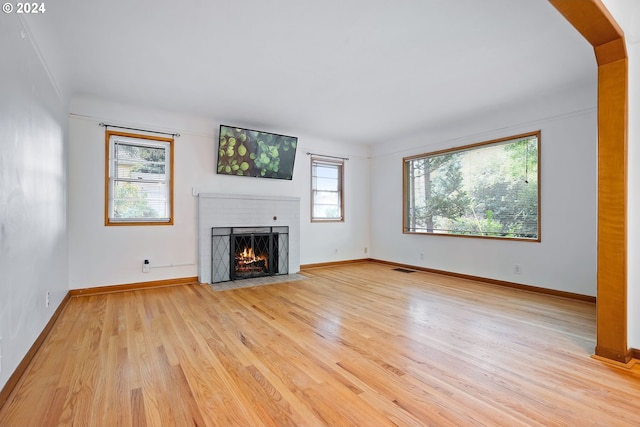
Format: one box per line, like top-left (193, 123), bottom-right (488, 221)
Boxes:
top-left (311, 157), bottom-right (344, 221)
top-left (403, 131), bottom-right (540, 240)
top-left (105, 131), bottom-right (174, 225)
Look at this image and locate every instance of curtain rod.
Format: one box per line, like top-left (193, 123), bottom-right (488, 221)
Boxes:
top-left (306, 152), bottom-right (349, 161)
top-left (99, 122), bottom-right (180, 137)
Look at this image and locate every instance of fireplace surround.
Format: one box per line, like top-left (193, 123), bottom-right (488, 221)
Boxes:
top-left (197, 193), bottom-right (300, 284)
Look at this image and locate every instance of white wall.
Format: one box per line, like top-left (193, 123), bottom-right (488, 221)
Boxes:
top-left (370, 84), bottom-right (598, 296)
top-left (0, 16), bottom-right (68, 391)
top-left (601, 0), bottom-right (640, 350)
top-left (68, 97), bottom-right (370, 289)
top-left (627, 17), bottom-right (640, 354)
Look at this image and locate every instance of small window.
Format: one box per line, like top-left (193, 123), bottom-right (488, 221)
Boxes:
top-left (403, 131), bottom-right (540, 240)
top-left (311, 157), bottom-right (344, 222)
top-left (105, 131), bottom-right (174, 225)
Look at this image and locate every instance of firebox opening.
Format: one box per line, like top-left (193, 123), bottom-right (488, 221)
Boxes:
top-left (236, 246), bottom-right (267, 272)
top-left (231, 233), bottom-right (279, 280)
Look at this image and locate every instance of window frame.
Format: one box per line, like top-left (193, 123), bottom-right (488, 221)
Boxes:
top-left (311, 156), bottom-right (344, 222)
top-left (402, 131), bottom-right (541, 241)
top-left (105, 130), bottom-right (174, 226)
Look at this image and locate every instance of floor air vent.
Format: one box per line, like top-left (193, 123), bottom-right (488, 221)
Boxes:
top-left (392, 268), bottom-right (416, 274)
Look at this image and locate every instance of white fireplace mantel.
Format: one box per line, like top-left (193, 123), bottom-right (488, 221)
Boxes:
top-left (197, 193), bottom-right (300, 283)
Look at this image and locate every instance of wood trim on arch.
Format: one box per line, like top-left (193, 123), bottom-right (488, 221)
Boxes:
top-left (549, 0), bottom-right (630, 363)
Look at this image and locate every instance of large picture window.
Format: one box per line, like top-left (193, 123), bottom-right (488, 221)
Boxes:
top-left (311, 157), bottom-right (344, 222)
top-left (403, 131), bottom-right (540, 240)
top-left (105, 131), bottom-right (174, 225)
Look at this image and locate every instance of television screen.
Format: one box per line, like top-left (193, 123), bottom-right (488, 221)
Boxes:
top-left (217, 125), bottom-right (298, 180)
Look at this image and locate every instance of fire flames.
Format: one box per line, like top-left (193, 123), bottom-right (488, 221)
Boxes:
top-left (235, 247), bottom-right (268, 273)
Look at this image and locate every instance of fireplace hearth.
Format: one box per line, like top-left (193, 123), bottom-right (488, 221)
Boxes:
top-left (211, 226), bottom-right (289, 283)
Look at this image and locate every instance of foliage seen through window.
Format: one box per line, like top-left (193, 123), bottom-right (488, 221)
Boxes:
top-left (404, 132), bottom-right (539, 240)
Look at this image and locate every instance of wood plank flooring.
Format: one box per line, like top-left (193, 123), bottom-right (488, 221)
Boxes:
top-left (1, 262), bottom-right (640, 426)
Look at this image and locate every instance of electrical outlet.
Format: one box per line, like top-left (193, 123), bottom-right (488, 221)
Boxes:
top-left (0, 337), bottom-right (3, 374)
top-left (420, 253), bottom-right (425, 260)
top-left (46, 291), bottom-right (50, 307)
top-left (143, 259), bottom-right (150, 273)
top-left (364, 247), bottom-right (368, 254)
top-left (514, 264), bottom-right (522, 274)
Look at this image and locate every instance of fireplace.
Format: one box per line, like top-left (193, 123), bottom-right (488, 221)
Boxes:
top-left (211, 226), bottom-right (289, 283)
top-left (197, 193), bottom-right (300, 284)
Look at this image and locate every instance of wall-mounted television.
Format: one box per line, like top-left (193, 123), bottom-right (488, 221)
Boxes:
top-left (217, 125), bottom-right (298, 180)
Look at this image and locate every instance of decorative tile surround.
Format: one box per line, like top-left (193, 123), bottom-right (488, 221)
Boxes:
top-left (197, 193), bottom-right (300, 284)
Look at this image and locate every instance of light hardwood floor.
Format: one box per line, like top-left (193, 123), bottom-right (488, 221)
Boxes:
top-left (1, 262), bottom-right (639, 426)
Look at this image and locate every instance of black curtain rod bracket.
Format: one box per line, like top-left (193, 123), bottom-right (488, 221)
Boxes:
top-left (99, 122), bottom-right (180, 138)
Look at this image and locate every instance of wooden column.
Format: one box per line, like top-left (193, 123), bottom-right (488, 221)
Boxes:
top-left (549, 0), bottom-right (630, 363)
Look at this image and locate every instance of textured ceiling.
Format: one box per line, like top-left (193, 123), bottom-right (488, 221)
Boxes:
top-left (24, 0), bottom-right (596, 144)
